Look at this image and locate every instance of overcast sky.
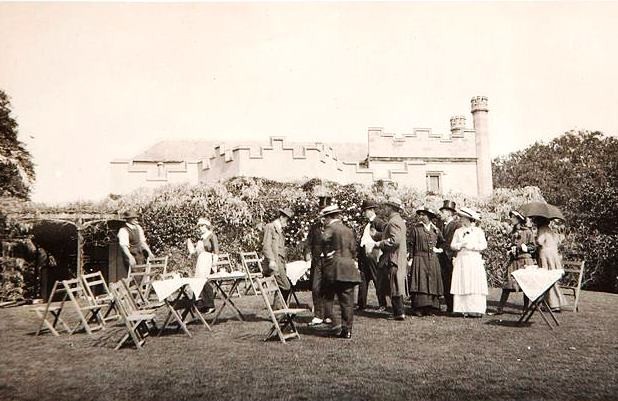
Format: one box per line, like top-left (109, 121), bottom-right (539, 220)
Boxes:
top-left (1, 2), bottom-right (617, 203)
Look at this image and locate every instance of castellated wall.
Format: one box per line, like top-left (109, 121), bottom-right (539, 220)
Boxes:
top-left (367, 127), bottom-right (477, 159)
top-left (110, 160), bottom-right (200, 194)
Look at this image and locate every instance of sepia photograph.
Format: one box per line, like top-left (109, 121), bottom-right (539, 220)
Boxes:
top-left (0, 1), bottom-right (617, 401)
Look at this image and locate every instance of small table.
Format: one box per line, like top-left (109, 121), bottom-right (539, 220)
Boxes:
top-left (151, 277), bottom-right (211, 337)
top-left (208, 271), bottom-right (249, 324)
top-left (286, 260), bottom-right (311, 306)
top-left (512, 267), bottom-right (564, 330)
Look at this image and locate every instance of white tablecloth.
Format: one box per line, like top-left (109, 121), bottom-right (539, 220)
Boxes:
top-left (151, 277), bottom-right (207, 301)
top-left (511, 267), bottom-right (564, 302)
top-left (286, 260), bottom-right (311, 286)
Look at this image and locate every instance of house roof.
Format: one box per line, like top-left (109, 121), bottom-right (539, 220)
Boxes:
top-left (132, 139), bottom-right (367, 163)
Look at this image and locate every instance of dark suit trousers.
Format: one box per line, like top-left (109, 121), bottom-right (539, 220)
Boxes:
top-left (439, 253), bottom-right (454, 312)
top-left (323, 282), bottom-right (356, 330)
top-left (309, 257), bottom-right (324, 319)
top-left (357, 254), bottom-right (387, 308)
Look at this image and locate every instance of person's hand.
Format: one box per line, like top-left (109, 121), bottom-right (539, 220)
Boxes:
top-left (213, 254), bottom-right (219, 264)
top-left (521, 244), bottom-right (528, 252)
top-left (147, 251), bottom-right (154, 260)
top-left (305, 253), bottom-right (311, 262)
top-left (370, 227), bottom-right (377, 237)
top-left (129, 255), bottom-right (136, 268)
top-left (269, 260), bottom-right (277, 271)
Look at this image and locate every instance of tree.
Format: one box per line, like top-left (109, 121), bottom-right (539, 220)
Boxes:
top-left (493, 130), bottom-right (618, 292)
top-left (0, 90), bottom-right (35, 200)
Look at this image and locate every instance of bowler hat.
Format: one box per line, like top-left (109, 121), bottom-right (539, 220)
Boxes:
top-left (319, 204), bottom-right (342, 217)
top-left (439, 200), bottom-right (457, 213)
top-left (361, 200), bottom-right (378, 211)
top-left (384, 197), bottom-right (404, 210)
top-left (120, 210), bottom-right (139, 220)
top-left (279, 208), bottom-right (294, 219)
top-left (416, 206), bottom-right (438, 219)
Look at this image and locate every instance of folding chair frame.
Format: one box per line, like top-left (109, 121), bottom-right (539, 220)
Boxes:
top-left (80, 271), bottom-right (119, 323)
top-left (560, 260), bottom-right (585, 312)
top-left (35, 281), bottom-right (71, 336)
top-left (256, 276), bottom-right (305, 343)
top-left (109, 282), bottom-right (156, 350)
top-left (240, 251), bottom-right (264, 296)
top-left (62, 278), bottom-right (106, 335)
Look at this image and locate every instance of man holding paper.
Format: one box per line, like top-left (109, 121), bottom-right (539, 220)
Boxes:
top-left (357, 200), bottom-right (387, 311)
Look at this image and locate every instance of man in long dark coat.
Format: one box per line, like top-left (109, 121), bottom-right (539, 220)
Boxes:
top-left (357, 199), bottom-right (387, 311)
top-left (375, 198), bottom-right (407, 320)
top-left (437, 200), bottom-right (461, 314)
top-left (320, 205), bottom-right (361, 339)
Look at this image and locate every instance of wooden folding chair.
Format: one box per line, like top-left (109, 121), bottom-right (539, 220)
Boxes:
top-left (62, 278), bottom-right (106, 335)
top-left (560, 260), bottom-right (585, 312)
top-left (256, 276), bottom-right (306, 343)
top-left (109, 282), bottom-right (157, 350)
top-left (148, 255), bottom-right (169, 277)
top-left (214, 253), bottom-right (242, 298)
top-left (128, 265), bottom-right (157, 302)
top-left (240, 251), bottom-right (264, 296)
top-left (122, 275), bottom-right (165, 310)
top-left (34, 281), bottom-right (71, 336)
top-left (81, 271), bottom-right (119, 323)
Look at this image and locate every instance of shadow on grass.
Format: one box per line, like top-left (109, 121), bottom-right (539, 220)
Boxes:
top-left (484, 318), bottom-right (532, 328)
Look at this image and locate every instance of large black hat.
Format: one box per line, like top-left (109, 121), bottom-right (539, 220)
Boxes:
top-left (439, 200), bottom-right (457, 213)
top-left (120, 209), bottom-right (139, 220)
top-left (361, 199), bottom-right (378, 211)
top-left (416, 206), bottom-right (438, 219)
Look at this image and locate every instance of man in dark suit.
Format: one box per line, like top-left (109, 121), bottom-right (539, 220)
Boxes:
top-left (376, 198), bottom-right (408, 320)
top-left (320, 205), bottom-right (361, 339)
top-left (357, 199), bottom-right (387, 311)
top-left (437, 200), bottom-right (461, 314)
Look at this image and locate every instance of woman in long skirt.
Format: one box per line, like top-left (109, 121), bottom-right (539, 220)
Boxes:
top-left (493, 210), bottom-right (536, 314)
top-left (534, 217), bottom-right (567, 312)
top-left (408, 207), bottom-right (444, 316)
top-left (187, 217), bottom-right (219, 313)
top-left (450, 207), bottom-right (488, 317)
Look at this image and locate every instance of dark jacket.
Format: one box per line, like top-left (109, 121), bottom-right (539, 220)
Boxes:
top-left (322, 220), bottom-right (361, 284)
top-left (376, 212), bottom-right (407, 296)
top-left (438, 218), bottom-right (461, 259)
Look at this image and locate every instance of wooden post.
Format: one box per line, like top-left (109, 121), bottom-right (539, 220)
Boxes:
top-left (76, 219), bottom-right (84, 278)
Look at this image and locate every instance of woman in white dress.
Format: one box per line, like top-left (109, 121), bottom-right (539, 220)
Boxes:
top-left (534, 217), bottom-right (567, 312)
top-left (187, 218), bottom-right (219, 313)
top-left (450, 207), bottom-right (489, 317)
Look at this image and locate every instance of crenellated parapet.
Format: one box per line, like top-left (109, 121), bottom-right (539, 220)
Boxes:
top-left (471, 96), bottom-right (488, 112)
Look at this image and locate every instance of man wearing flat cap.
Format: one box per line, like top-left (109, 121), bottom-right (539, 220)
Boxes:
top-left (320, 204), bottom-right (360, 339)
top-left (262, 207), bottom-right (294, 304)
top-left (437, 200), bottom-right (461, 314)
top-left (117, 209), bottom-right (154, 279)
top-left (375, 198), bottom-right (407, 320)
top-left (357, 199), bottom-right (387, 311)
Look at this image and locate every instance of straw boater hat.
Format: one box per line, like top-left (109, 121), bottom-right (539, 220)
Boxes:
top-left (439, 200), bottom-right (457, 213)
top-left (457, 207), bottom-right (480, 221)
top-left (416, 206), bottom-right (438, 219)
top-left (120, 210), bottom-right (139, 220)
top-left (384, 197), bottom-right (404, 211)
top-left (509, 210), bottom-right (526, 222)
top-left (278, 208), bottom-right (294, 219)
top-left (361, 199), bottom-right (378, 211)
top-left (197, 218), bottom-right (212, 227)
top-left (319, 204), bottom-right (342, 218)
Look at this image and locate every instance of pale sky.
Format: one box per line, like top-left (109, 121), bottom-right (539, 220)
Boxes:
top-left (1, 2), bottom-right (617, 203)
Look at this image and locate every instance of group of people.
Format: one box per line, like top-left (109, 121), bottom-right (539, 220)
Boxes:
top-left (116, 195), bottom-right (567, 340)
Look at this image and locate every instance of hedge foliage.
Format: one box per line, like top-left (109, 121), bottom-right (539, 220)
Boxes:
top-left (99, 178), bottom-right (546, 287)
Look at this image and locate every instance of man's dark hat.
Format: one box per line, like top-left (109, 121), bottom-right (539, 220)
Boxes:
top-left (361, 200), bottom-right (378, 211)
top-left (120, 210), bottom-right (139, 220)
top-left (439, 200), bottom-right (457, 212)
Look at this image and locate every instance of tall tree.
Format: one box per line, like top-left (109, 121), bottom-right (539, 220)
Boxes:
top-left (0, 90), bottom-right (35, 200)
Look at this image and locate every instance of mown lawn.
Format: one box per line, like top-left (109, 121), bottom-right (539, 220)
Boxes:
top-left (0, 288), bottom-right (616, 401)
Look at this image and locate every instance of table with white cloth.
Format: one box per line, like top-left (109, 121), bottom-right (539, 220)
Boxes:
top-left (512, 266), bottom-right (564, 329)
top-left (208, 271), bottom-right (249, 324)
top-left (151, 276), bottom-right (211, 337)
top-left (285, 260), bottom-right (311, 306)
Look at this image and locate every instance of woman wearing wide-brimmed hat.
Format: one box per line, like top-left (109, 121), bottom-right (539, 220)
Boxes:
top-left (534, 216), bottom-right (568, 312)
top-left (408, 206), bottom-right (444, 316)
top-left (492, 210), bottom-right (536, 315)
top-left (450, 207), bottom-right (488, 317)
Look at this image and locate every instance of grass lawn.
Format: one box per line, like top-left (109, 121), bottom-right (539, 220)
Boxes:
top-left (0, 287), bottom-right (616, 401)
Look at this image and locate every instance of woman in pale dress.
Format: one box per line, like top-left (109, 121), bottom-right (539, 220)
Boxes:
top-left (450, 207), bottom-right (489, 317)
top-left (534, 217), bottom-right (567, 312)
top-left (186, 218), bottom-right (219, 313)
